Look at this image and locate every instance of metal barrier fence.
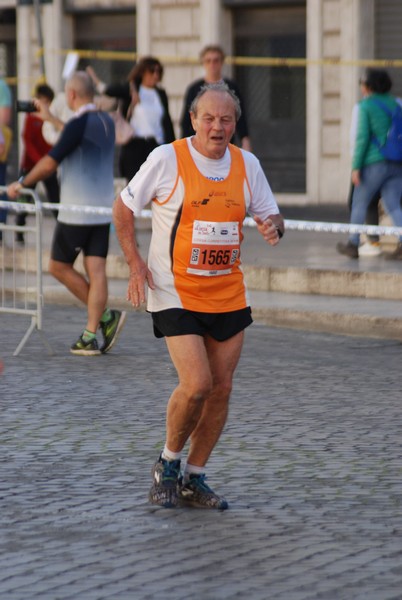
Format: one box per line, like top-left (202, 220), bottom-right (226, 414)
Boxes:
top-left (0, 188), bottom-right (52, 356)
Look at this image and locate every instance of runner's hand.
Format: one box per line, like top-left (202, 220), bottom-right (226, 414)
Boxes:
top-left (127, 257), bottom-right (155, 307)
top-left (254, 216), bottom-right (281, 246)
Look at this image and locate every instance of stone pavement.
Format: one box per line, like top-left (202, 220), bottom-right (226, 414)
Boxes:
top-left (1, 304), bottom-right (402, 599)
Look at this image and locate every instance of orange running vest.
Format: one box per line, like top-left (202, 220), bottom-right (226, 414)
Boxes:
top-left (170, 138), bottom-right (250, 312)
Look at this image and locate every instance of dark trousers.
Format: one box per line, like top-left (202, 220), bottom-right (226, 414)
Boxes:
top-left (119, 137), bottom-right (158, 182)
top-left (15, 171), bottom-right (60, 228)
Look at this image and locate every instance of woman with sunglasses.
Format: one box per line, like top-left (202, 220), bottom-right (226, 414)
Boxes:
top-left (87, 56), bottom-right (175, 182)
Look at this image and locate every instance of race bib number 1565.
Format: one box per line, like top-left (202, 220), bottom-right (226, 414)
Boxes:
top-left (187, 220), bottom-right (240, 276)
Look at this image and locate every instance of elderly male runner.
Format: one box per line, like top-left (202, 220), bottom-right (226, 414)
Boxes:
top-left (114, 82), bottom-right (284, 509)
top-left (8, 71), bottom-right (126, 355)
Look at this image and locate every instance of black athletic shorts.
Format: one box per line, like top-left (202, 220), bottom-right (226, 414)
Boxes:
top-left (151, 307), bottom-right (253, 341)
top-left (51, 222), bottom-right (110, 263)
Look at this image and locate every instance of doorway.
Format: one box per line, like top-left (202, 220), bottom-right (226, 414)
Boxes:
top-left (232, 5), bottom-right (306, 193)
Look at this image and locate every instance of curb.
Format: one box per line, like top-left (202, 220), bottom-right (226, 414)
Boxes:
top-left (251, 306), bottom-right (402, 342)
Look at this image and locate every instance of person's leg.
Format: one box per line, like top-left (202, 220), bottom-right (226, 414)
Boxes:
top-left (164, 334), bottom-right (214, 454)
top-left (185, 330), bottom-right (244, 467)
top-left (43, 173), bottom-right (60, 219)
top-left (49, 256), bottom-right (107, 328)
top-left (349, 164), bottom-right (384, 247)
top-left (380, 171), bottom-right (402, 234)
top-left (48, 257), bottom-right (89, 305)
top-left (149, 333), bottom-right (211, 507)
top-left (366, 190), bottom-right (381, 243)
top-left (15, 210), bottom-right (27, 243)
top-left (119, 138), bottom-right (152, 182)
top-left (347, 181), bottom-right (354, 215)
top-left (175, 331), bottom-right (244, 510)
top-left (150, 330), bottom-right (243, 509)
top-left (380, 167), bottom-right (402, 259)
top-left (83, 255), bottom-right (108, 333)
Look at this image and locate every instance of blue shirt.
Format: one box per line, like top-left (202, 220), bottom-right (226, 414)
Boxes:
top-left (49, 110), bottom-right (115, 225)
top-left (0, 79), bottom-right (11, 108)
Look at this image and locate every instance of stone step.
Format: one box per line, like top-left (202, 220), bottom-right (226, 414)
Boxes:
top-left (5, 249), bottom-right (402, 300)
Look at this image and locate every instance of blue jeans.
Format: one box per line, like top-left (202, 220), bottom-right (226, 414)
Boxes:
top-left (0, 161), bottom-right (7, 224)
top-left (350, 161), bottom-right (402, 246)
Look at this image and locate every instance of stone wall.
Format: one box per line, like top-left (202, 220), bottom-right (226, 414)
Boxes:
top-left (307, 0), bottom-right (369, 204)
top-left (137, 0), bottom-right (230, 136)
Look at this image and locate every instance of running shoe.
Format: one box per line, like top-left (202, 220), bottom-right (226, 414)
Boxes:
top-left (336, 241), bottom-right (359, 259)
top-left (99, 309), bottom-right (127, 353)
top-left (179, 474), bottom-right (229, 510)
top-left (70, 334), bottom-right (101, 356)
top-left (358, 241), bottom-right (381, 257)
top-left (149, 455), bottom-right (181, 508)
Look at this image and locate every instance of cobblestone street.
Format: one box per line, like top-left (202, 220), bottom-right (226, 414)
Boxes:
top-left (1, 305), bottom-right (402, 599)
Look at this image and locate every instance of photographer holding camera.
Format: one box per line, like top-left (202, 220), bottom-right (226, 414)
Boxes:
top-left (15, 83), bottom-right (60, 244)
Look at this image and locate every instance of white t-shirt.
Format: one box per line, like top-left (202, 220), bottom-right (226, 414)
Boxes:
top-left (120, 138), bottom-right (280, 312)
top-left (130, 86), bottom-right (164, 144)
top-left (121, 137), bottom-right (279, 220)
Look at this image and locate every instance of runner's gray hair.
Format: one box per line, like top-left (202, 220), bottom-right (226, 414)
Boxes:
top-left (190, 82), bottom-right (242, 122)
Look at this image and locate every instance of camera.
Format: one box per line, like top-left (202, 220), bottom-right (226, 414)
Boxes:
top-left (16, 100), bottom-right (37, 113)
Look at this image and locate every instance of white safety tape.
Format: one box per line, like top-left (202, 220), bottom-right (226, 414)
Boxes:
top-left (1, 200), bottom-right (402, 236)
top-left (244, 216), bottom-right (402, 237)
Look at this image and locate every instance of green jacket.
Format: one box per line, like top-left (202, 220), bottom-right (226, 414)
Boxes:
top-left (352, 93), bottom-right (399, 170)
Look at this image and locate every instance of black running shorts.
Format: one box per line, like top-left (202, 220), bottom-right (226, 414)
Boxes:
top-left (51, 222), bottom-right (110, 263)
top-left (151, 307), bottom-right (253, 341)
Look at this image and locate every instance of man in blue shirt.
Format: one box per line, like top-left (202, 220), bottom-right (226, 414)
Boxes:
top-left (8, 71), bottom-right (126, 355)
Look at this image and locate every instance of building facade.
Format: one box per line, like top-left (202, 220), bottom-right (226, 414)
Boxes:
top-left (1, 0), bottom-right (402, 205)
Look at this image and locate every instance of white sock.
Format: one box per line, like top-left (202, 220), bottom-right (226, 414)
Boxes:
top-left (162, 445), bottom-right (181, 462)
top-left (184, 463), bottom-right (205, 483)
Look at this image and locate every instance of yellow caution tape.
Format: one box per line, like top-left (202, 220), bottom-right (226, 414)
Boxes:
top-left (4, 50), bottom-right (402, 86)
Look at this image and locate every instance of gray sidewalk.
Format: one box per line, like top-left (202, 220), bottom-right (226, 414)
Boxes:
top-left (1, 305), bottom-right (402, 599)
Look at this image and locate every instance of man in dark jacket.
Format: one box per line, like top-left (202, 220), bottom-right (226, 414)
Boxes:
top-left (180, 45), bottom-right (251, 151)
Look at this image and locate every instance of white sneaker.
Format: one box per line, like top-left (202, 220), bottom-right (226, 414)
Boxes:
top-left (358, 241), bottom-right (382, 257)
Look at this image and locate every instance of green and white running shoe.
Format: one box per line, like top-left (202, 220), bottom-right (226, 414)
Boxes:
top-left (179, 474), bottom-right (229, 510)
top-left (70, 334), bottom-right (101, 356)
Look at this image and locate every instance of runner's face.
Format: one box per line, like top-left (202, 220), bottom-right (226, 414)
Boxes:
top-left (190, 91), bottom-right (237, 159)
